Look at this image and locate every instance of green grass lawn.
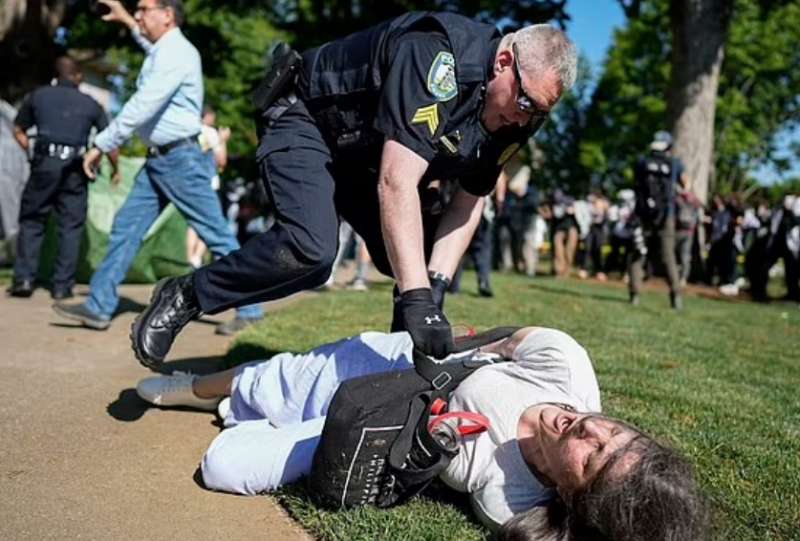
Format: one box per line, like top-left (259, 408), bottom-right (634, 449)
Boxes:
top-left (224, 272), bottom-right (800, 540)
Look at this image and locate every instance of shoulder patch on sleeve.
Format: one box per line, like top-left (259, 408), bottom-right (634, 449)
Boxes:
top-left (427, 51), bottom-right (457, 102)
top-left (497, 143), bottom-right (521, 165)
top-left (412, 104), bottom-right (440, 136)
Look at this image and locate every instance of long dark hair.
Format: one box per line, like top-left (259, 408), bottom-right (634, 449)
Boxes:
top-left (499, 434), bottom-right (708, 541)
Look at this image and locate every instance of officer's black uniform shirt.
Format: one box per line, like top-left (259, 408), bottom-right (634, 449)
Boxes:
top-left (298, 12), bottom-right (542, 197)
top-left (15, 79), bottom-right (108, 147)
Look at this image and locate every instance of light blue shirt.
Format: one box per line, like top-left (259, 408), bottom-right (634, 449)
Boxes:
top-left (94, 27), bottom-right (203, 152)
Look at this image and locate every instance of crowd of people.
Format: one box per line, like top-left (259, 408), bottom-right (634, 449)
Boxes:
top-left (6, 0), bottom-right (794, 537)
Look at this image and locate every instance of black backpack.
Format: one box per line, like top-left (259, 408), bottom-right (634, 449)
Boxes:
top-left (636, 153), bottom-right (676, 228)
top-left (307, 327), bottom-right (520, 509)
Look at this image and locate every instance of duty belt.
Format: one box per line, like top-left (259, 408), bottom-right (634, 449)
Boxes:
top-left (147, 135), bottom-right (199, 157)
top-left (36, 142), bottom-right (86, 160)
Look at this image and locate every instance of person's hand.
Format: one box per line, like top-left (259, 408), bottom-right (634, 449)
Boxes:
top-left (98, 0), bottom-right (136, 27)
top-left (394, 288), bottom-right (454, 359)
top-left (82, 147), bottom-right (103, 181)
top-left (218, 126), bottom-right (231, 142)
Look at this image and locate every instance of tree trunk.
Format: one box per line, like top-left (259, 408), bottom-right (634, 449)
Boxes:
top-left (667, 0), bottom-right (733, 205)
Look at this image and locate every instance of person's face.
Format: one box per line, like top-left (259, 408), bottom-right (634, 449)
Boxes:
top-left (202, 111), bottom-right (216, 126)
top-left (525, 405), bottom-right (639, 496)
top-left (481, 47), bottom-right (562, 133)
top-left (134, 0), bottom-right (173, 42)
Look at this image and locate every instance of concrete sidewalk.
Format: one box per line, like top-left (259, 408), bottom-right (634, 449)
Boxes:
top-left (0, 284), bottom-right (311, 540)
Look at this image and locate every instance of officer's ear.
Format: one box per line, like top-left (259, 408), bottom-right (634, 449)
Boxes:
top-left (494, 49), bottom-right (514, 76)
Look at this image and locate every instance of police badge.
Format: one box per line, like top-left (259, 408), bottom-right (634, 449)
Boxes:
top-left (427, 52), bottom-right (457, 102)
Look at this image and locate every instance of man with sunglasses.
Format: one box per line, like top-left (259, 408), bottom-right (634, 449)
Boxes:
top-left (131, 14), bottom-right (577, 369)
top-left (53, 0), bottom-right (263, 332)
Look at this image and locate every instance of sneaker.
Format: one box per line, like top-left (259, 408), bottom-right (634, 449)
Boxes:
top-left (217, 396), bottom-right (231, 419)
top-left (629, 293), bottom-right (641, 306)
top-left (670, 292), bottom-right (684, 310)
top-left (136, 371), bottom-right (219, 411)
top-left (346, 278), bottom-right (369, 291)
top-left (215, 316), bottom-right (261, 336)
top-left (719, 283), bottom-right (739, 296)
top-left (52, 302), bottom-right (111, 330)
top-left (130, 275), bottom-right (201, 370)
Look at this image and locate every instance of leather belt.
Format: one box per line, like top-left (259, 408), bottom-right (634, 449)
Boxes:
top-left (147, 135), bottom-right (199, 157)
top-left (35, 142), bottom-right (86, 160)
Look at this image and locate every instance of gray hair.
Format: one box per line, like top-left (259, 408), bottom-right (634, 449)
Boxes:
top-left (499, 25), bottom-right (578, 91)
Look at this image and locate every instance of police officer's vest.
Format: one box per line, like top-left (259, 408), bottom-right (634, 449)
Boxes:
top-left (636, 152), bottom-right (677, 228)
top-left (298, 12), bottom-right (538, 195)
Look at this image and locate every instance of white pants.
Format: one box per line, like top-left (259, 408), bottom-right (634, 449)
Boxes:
top-left (201, 332), bottom-right (414, 494)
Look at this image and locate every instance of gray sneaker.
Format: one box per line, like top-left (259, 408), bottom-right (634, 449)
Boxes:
top-left (53, 302), bottom-right (111, 330)
top-left (215, 316), bottom-right (262, 336)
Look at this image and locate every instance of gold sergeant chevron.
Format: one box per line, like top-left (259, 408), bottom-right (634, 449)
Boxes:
top-left (412, 104), bottom-right (440, 136)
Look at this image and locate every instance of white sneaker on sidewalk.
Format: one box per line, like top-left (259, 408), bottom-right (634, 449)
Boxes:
top-left (136, 371), bottom-right (220, 411)
top-left (217, 396), bottom-right (231, 419)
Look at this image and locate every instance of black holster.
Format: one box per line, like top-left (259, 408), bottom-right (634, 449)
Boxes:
top-left (252, 42), bottom-right (303, 112)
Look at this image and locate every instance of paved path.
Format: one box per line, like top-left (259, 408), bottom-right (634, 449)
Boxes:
top-left (0, 284), bottom-right (312, 541)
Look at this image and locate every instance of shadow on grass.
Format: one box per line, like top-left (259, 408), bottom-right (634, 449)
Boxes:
top-left (526, 281), bottom-right (628, 304)
top-left (223, 342), bottom-right (283, 369)
top-left (275, 478), bottom-right (486, 539)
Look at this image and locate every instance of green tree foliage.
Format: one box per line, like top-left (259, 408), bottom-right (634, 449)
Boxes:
top-left (554, 0), bottom-right (799, 198)
top-left (714, 0), bottom-right (800, 191)
top-left (532, 54), bottom-right (597, 193)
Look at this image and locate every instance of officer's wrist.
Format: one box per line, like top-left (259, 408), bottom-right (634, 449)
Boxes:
top-left (399, 287), bottom-right (434, 305)
top-left (428, 271), bottom-right (451, 289)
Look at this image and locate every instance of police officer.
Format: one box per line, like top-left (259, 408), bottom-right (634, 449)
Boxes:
top-left (7, 56), bottom-right (112, 299)
top-left (130, 14), bottom-right (577, 368)
top-left (629, 130), bottom-right (684, 310)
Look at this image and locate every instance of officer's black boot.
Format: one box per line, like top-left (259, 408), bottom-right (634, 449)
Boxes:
top-left (478, 277), bottom-right (494, 298)
top-left (7, 279), bottom-right (34, 298)
top-left (670, 291), bottom-right (683, 311)
top-left (130, 274), bottom-right (202, 370)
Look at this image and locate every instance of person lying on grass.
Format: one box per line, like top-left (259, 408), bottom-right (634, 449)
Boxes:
top-left (136, 326), bottom-right (707, 540)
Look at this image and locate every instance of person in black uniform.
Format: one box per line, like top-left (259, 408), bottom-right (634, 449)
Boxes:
top-left (7, 56), bottom-right (113, 299)
top-left (629, 131), bottom-right (684, 310)
top-left (131, 13), bottom-right (577, 368)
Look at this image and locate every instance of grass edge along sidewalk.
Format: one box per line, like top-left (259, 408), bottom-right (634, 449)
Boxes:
top-left (222, 273), bottom-right (799, 541)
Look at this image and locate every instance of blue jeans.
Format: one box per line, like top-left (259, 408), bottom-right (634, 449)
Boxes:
top-left (85, 144), bottom-right (262, 320)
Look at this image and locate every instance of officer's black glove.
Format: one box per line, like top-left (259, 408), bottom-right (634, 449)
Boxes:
top-left (428, 271), bottom-right (450, 311)
top-left (394, 288), bottom-right (454, 359)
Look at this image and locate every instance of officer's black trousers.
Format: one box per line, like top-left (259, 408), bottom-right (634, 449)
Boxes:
top-left (14, 156), bottom-right (88, 289)
top-left (193, 99), bottom-right (440, 314)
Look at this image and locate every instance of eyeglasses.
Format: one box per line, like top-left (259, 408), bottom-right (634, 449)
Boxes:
top-left (511, 43), bottom-right (550, 121)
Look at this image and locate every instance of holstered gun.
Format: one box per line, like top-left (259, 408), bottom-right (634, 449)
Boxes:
top-left (252, 42), bottom-right (303, 112)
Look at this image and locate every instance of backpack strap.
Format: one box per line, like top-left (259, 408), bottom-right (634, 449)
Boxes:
top-left (384, 393), bottom-right (451, 506)
top-left (412, 326), bottom-right (521, 391)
